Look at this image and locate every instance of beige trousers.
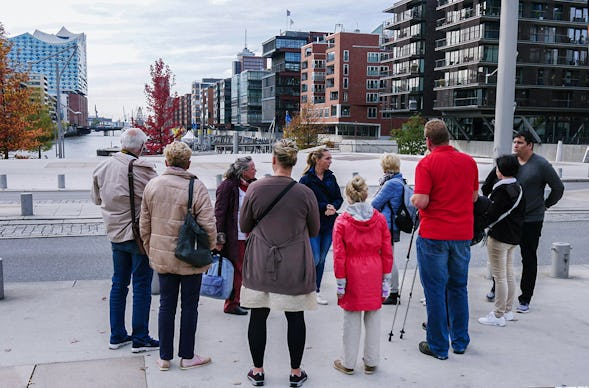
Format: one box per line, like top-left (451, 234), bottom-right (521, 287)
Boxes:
top-left (341, 309), bottom-right (381, 369)
top-left (487, 236), bottom-right (517, 317)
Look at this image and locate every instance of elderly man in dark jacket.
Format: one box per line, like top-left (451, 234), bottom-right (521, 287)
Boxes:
top-left (215, 156), bottom-right (257, 315)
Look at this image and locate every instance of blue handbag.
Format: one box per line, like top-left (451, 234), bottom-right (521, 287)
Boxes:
top-left (200, 254), bottom-right (234, 300)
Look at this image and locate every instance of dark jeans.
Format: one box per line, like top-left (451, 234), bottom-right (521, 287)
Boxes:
top-left (248, 308), bottom-right (306, 369)
top-left (310, 229), bottom-right (333, 292)
top-left (518, 221), bottom-right (543, 305)
top-left (110, 240), bottom-right (153, 344)
top-left (158, 273), bottom-right (202, 360)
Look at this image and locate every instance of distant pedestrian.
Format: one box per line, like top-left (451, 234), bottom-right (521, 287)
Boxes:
top-left (240, 139), bottom-right (320, 387)
top-left (482, 130), bottom-right (563, 313)
top-left (299, 147), bottom-right (343, 305)
top-left (477, 155), bottom-right (525, 327)
top-left (140, 141), bottom-right (217, 371)
top-left (332, 175), bottom-right (393, 375)
top-left (215, 156), bottom-right (257, 316)
top-left (91, 127), bottom-right (159, 353)
top-left (371, 152), bottom-right (404, 305)
top-left (412, 119), bottom-right (478, 360)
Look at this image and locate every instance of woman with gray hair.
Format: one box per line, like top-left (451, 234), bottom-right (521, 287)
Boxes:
top-left (140, 141), bottom-right (217, 371)
top-left (215, 156), bottom-right (257, 315)
top-left (371, 153), bottom-right (406, 305)
top-left (240, 139), bottom-right (320, 387)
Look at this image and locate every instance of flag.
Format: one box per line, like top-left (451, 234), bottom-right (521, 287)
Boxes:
top-left (286, 10), bottom-right (291, 16)
top-left (290, 18), bottom-right (294, 26)
top-left (285, 111), bottom-right (292, 126)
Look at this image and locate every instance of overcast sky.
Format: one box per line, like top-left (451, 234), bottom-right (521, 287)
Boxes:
top-left (3, 0), bottom-right (392, 121)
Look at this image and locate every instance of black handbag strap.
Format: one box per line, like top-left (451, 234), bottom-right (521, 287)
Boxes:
top-left (255, 180), bottom-right (296, 225)
top-left (186, 177), bottom-right (195, 215)
top-left (127, 159), bottom-right (139, 227)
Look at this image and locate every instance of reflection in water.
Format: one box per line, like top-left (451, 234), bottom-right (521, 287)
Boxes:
top-left (43, 131), bottom-right (123, 159)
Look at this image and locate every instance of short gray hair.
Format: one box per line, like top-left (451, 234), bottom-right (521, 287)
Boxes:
top-left (224, 156), bottom-right (253, 179)
top-left (121, 128), bottom-right (148, 152)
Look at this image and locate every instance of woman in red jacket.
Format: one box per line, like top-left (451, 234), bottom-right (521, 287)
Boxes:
top-left (332, 176), bottom-right (393, 375)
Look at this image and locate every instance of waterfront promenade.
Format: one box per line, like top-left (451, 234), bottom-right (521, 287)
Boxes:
top-left (0, 151), bottom-right (588, 387)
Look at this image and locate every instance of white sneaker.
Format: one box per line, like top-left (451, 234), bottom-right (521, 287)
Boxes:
top-left (316, 293), bottom-right (328, 305)
top-left (504, 311), bottom-right (515, 321)
top-left (478, 312), bottom-right (506, 327)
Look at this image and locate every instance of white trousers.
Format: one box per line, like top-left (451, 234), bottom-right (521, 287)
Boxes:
top-left (341, 309), bottom-right (381, 369)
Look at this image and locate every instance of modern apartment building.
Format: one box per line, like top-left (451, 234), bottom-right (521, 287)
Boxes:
top-left (173, 93), bottom-right (191, 130)
top-left (300, 31), bottom-right (390, 138)
top-left (8, 27), bottom-right (88, 125)
top-left (262, 30), bottom-right (328, 133)
top-left (191, 78), bottom-right (221, 130)
top-left (382, 0), bottom-right (589, 143)
top-left (233, 46), bottom-right (266, 75)
top-left (381, 0), bottom-right (441, 124)
top-left (214, 78), bottom-right (232, 129)
top-left (231, 69), bottom-right (270, 129)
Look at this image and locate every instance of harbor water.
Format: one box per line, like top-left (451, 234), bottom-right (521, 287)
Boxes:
top-left (42, 131), bottom-right (123, 159)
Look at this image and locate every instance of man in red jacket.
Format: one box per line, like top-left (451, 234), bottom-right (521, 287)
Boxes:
top-left (411, 119), bottom-right (478, 360)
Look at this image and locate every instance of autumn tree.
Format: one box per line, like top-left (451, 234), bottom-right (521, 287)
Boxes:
top-left (283, 103), bottom-right (323, 149)
top-left (390, 113), bottom-right (427, 155)
top-left (138, 58), bottom-right (178, 154)
top-left (26, 98), bottom-right (56, 158)
top-left (0, 23), bottom-right (43, 159)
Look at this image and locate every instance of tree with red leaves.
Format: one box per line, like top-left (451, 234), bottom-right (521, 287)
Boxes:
top-left (138, 58), bottom-right (178, 154)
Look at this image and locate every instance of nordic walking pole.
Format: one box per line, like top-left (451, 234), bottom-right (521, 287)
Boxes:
top-left (388, 214), bottom-right (419, 341)
top-left (399, 261), bottom-right (419, 339)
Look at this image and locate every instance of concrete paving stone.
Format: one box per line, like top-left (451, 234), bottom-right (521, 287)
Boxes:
top-left (0, 365), bottom-right (34, 388)
top-left (30, 357), bottom-right (146, 388)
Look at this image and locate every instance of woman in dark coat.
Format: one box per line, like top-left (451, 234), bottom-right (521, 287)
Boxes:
top-left (215, 156), bottom-right (257, 315)
top-left (299, 148), bottom-right (343, 305)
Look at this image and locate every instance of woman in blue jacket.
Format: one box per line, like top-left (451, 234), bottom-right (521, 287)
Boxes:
top-left (300, 148), bottom-right (343, 305)
top-left (371, 153), bottom-right (404, 305)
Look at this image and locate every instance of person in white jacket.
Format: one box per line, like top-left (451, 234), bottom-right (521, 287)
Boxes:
top-left (91, 128), bottom-right (159, 353)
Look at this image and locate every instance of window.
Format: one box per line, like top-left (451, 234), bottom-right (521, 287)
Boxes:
top-left (326, 78), bottom-right (335, 88)
top-left (343, 91), bottom-right (348, 102)
top-left (301, 72), bottom-right (308, 81)
top-left (343, 77), bottom-right (349, 89)
top-left (366, 79), bottom-right (380, 89)
top-left (367, 66), bottom-right (380, 76)
top-left (341, 106), bottom-right (350, 116)
top-left (327, 52), bottom-right (336, 62)
top-left (367, 52), bottom-right (380, 63)
top-left (366, 93), bottom-right (379, 103)
top-left (343, 50), bottom-right (349, 62)
top-left (330, 91), bottom-right (339, 100)
top-left (343, 64), bottom-right (349, 76)
top-left (367, 107), bottom-right (377, 119)
top-left (331, 105), bottom-right (338, 116)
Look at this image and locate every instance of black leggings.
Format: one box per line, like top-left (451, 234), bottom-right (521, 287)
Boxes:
top-left (248, 308), bottom-right (306, 369)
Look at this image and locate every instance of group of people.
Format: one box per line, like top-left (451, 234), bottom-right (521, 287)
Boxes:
top-left (91, 119), bottom-right (564, 384)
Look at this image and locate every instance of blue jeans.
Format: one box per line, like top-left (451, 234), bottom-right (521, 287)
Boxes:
top-left (310, 229), bottom-right (333, 292)
top-left (110, 240), bottom-right (153, 344)
top-left (416, 237), bottom-right (471, 357)
top-left (158, 273), bottom-right (202, 360)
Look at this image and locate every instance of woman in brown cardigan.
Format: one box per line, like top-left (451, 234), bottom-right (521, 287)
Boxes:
top-left (239, 139), bottom-right (320, 387)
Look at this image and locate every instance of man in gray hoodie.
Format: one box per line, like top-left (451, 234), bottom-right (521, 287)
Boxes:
top-left (92, 128), bottom-right (159, 352)
top-left (483, 130), bottom-right (564, 313)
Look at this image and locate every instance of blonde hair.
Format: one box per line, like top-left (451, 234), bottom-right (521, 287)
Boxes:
top-left (345, 175), bottom-right (368, 203)
top-left (273, 138), bottom-right (298, 168)
top-left (164, 141), bottom-right (192, 168)
top-left (302, 147), bottom-right (329, 175)
top-left (380, 153), bottom-right (400, 174)
top-left (424, 119), bottom-right (449, 146)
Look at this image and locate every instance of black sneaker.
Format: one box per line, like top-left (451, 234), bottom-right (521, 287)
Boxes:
top-left (132, 337), bottom-right (159, 353)
top-left (289, 370), bottom-right (308, 387)
top-left (418, 341), bottom-right (447, 360)
top-left (382, 292), bottom-right (400, 305)
top-left (109, 335), bottom-right (132, 350)
top-left (247, 369), bottom-right (264, 386)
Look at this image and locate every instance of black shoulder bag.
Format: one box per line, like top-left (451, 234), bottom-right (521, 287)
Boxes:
top-left (175, 177), bottom-right (214, 267)
top-left (128, 159), bottom-right (147, 255)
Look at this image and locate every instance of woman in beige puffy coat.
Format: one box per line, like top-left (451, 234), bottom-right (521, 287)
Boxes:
top-left (140, 141), bottom-right (217, 371)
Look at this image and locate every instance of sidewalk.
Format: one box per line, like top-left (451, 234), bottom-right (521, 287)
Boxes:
top-left (1, 151), bottom-right (588, 387)
top-left (1, 265), bottom-right (588, 387)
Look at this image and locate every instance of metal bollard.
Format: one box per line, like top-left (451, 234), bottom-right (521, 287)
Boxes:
top-left (216, 174), bottom-right (223, 187)
top-left (20, 193), bottom-right (33, 216)
top-left (0, 174), bottom-right (6, 189)
top-left (551, 242), bottom-right (571, 279)
top-left (58, 174), bottom-right (66, 189)
top-left (0, 258), bottom-right (4, 300)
